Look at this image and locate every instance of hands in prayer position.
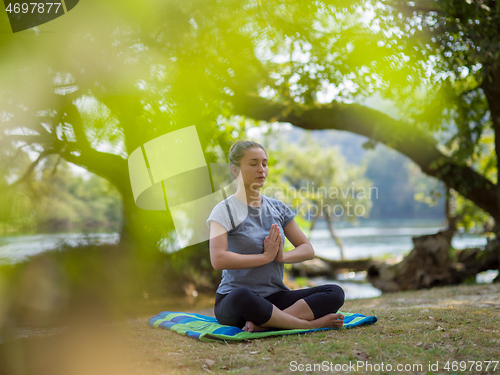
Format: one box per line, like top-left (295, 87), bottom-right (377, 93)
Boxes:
top-left (263, 224), bottom-right (284, 263)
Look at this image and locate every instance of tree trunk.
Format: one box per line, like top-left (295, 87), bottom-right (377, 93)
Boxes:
top-left (325, 212), bottom-right (345, 260)
top-left (310, 213), bottom-right (319, 232)
top-left (367, 230), bottom-right (500, 292)
top-left (290, 256), bottom-right (372, 278)
top-left (62, 146), bottom-right (170, 252)
top-left (454, 240), bottom-right (500, 281)
top-left (367, 229), bottom-right (458, 292)
top-left (481, 64), bottom-right (500, 234)
top-left (445, 187), bottom-right (455, 230)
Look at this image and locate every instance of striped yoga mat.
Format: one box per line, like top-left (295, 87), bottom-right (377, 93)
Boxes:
top-left (148, 311), bottom-right (377, 342)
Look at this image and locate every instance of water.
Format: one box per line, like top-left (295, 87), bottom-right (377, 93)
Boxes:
top-left (310, 271), bottom-right (383, 300)
top-left (0, 226), bottom-right (492, 300)
top-left (309, 225), bottom-right (488, 260)
top-left (0, 233), bottom-right (119, 264)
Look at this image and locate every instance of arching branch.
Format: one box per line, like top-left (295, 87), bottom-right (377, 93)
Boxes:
top-left (232, 92), bottom-right (499, 220)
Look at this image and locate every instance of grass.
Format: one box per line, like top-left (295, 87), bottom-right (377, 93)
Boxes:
top-left (2, 282), bottom-right (499, 375)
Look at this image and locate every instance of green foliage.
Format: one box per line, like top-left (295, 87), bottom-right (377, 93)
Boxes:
top-left (290, 276), bottom-right (311, 288)
top-left (414, 129), bottom-right (495, 233)
top-left (160, 242), bottom-right (222, 296)
top-left (366, 0), bottom-right (498, 217)
top-left (449, 188), bottom-right (493, 233)
top-left (447, 129), bottom-right (497, 233)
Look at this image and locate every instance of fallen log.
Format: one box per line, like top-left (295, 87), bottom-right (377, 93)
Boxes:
top-left (366, 229), bottom-right (500, 293)
top-left (290, 257), bottom-right (373, 278)
top-left (454, 239), bottom-right (500, 281)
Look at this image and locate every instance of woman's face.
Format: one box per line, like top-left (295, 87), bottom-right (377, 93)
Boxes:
top-left (233, 147), bottom-right (268, 192)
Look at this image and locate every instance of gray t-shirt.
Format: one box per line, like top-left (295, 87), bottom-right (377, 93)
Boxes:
top-left (206, 194), bottom-right (296, 297)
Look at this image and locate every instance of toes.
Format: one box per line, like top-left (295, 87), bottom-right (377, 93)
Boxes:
top-left (244, 322), bottom-right (254, 333)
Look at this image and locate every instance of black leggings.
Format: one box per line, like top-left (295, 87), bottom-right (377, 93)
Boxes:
top-left (214, 284), bottom-right (345, 329)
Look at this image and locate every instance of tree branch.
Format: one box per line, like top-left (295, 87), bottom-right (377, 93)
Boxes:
top-left (232, 92), bottom-right (499, 220)
top-left (9, 149), bottom-right (56, 187)
top-left (62, 101), bottom-right (92, 150)
top-left (0, 134), bottom-right (54, 147)
top-left (60, 146), bottom-right (129, 195)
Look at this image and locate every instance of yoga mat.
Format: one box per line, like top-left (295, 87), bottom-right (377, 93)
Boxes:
top-left (148, 311), bottom-right (377, 342)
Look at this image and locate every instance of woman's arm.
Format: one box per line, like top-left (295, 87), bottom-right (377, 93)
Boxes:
top-left (209, 221), bottom-right (281, 270)
top-left (276, 219), bottom-right (315, 263)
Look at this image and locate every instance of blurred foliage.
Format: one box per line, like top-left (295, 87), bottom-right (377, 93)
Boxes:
top-left (0, 153), bottom-right (121, 235)
top-left (449, 188), bottom-right (493, 233)
top-left (367, 0), bottom-right (499, 146)
top-left (0, 4), bottom-right (500, 351)
top-left (409, 115), bottom-right (496, 233)
top-left (0, 240), bottom-right (222, 330)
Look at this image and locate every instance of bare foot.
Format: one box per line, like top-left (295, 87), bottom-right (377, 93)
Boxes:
top-left (311, 313), bottom-right (344, 329)
top-left (242, 321), bottom-right (270, 332)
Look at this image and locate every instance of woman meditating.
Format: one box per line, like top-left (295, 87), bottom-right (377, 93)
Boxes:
top-left (206, 140), bottom-right (345, 332)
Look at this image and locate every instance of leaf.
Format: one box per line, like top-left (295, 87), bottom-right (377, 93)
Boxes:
top-left (361, 139), bottom-right (377, 150)
top-left (352, 349), bottom-right (371, 361)
top-left (203, 359), bottom-right (215, 371)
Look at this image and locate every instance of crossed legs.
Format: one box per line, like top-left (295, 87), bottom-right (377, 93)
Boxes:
top-left (214, 285), bottom-right (345, 332)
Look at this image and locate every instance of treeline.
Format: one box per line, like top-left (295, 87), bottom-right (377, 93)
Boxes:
top-left (362, 144), bottom-right (445, 221)
top-left (0, 156), bottom-right (122, 236)
top-left (267, 126), bottom-right (446, 224)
